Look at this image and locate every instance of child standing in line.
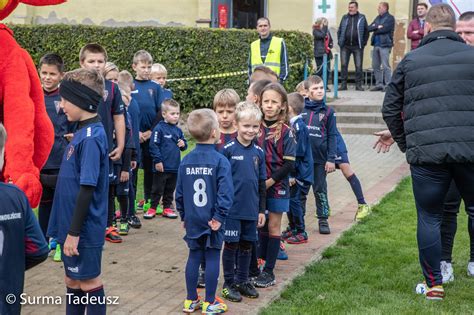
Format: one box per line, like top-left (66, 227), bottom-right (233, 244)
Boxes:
top-left (254, 83), bottom-right (296, 288)
top-left (104, 62), bottom-right (119, 83)
top-left (281, 93), bottom-right (314, 244)
top-left (37, 53), bottom-right (68, 262)
top-left (147, 99), bottom-right (187, 219)
top-left (176, 109), bottom-right (233, 314)
top-left (118, 70), bottom-right (142, 229)
top-left (213, 89), bottom-right (240, 153)
top-left (47, 68), bottom-right (109, 315)
top-left (132, 50), bottom-right (164, 212)
top-left (221, 102), bottom-right (266, 302)
top-left (301, 75), bottom-right (337, 235)
top-left (246, 80), bottom-right (272, 105)
top-left (151, 63), bottom-right (173, 100)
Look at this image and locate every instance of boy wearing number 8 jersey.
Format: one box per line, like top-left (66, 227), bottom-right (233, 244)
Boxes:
top-left (176, 109), bottom-right (234, 314)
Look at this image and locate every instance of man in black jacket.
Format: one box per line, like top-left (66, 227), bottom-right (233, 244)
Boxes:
top-left (381, 4), bottom-right (474, 300)
top-left (368, 2), bottom-right (395, 91)
top-left (337, 1), bottom-right (369, 91)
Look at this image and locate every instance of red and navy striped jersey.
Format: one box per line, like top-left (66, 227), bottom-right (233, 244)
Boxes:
top-left (256, 122), bottom-right (296, 199)
top-left (215, 131), bottom-right (237, 153)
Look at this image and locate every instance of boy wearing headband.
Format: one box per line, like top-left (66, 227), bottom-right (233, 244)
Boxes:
top-left (47, 68), bottom-right (109, 315)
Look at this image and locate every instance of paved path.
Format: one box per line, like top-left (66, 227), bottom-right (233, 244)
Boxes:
top-left (22, 134), bottom-right (408, 315)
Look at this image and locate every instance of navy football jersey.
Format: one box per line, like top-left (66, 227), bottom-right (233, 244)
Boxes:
top-left (47, 122), bottom-right (109, 247)
top-left (127, 98), bottom-right (141, 161)
top-left (256, 122), bottom-right (296, 199)
top-left (133, 79), bottom-right (164, 132)
top-left (223, 139), bottom-right (266, 220)
top-left (175, 144), bottom-right (233, 240)
top-left (0, 183), bottom-right (48, 315)
top-left (98, 80), bottom-right (123, 154)
top-left (215, 130), bottom-right (237, 153)
top-left (43, 88), bottom-right (72, 170)
top-left (290, 116), bottom-right (314, 185)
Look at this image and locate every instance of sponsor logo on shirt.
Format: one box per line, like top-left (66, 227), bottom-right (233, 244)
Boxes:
top-left (278, 190), bottom-right (286, 195)
top-left (164, 134), bottom-right (172, 139)
top-left (225, 230), bottom-right (239, 237)
top-left (0, 212), bottom-right (22, 222)
top-left (231, 155), bottom-right (244, 160)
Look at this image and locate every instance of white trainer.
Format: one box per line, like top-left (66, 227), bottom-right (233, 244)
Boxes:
top-left (441, 260), bottom-right (454, 283)
top-left (467, 262), bottom-right (474, 277)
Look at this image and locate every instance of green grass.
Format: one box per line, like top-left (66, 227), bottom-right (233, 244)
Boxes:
top-left (262, 178), bottom-right (474, 315)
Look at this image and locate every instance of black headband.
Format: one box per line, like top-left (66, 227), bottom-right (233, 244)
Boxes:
top-left (59, 79), bottom-right (102, 113)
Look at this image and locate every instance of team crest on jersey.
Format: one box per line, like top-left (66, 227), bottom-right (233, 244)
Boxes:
top-left (253, 156), bottom-right (260, 171)
top-left (66, 145), bottom-right (75, 160)
top-left (319, 113), bottom-right (325, 122)
top-left (54, 101), bottom-right (61, 114)
top-left (148, 89), bottom-right (154, 98)
top-left (103, 90), bottom-right (109, 102)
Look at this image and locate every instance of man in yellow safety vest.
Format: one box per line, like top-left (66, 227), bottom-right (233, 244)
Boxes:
top-left (248, 17), bottom-right (289, 82)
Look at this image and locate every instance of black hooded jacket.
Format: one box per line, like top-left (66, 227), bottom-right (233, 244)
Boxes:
top-left (382, 30), bottom-right (474, 165)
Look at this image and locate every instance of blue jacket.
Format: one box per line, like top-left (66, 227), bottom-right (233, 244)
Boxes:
top-left (337, 13), bottom-right (369, 49)
top-left (290, 116), bottom-right (314, 184)
top-left (149, 120), bottom-right (187, 172)
top-left (368, 12), bottom-right (395, 48)
top-left (301, 99), bottom-right (337, 164)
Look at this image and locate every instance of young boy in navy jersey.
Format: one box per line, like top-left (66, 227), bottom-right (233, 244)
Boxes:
top-left (213, 89), bottom-right (240, 153)
top-left (47, 68), bottom-right (109, 315)
top-left (221, 102), bottom-right (266, 302)
top-left (79, 43), bottom-right (125, 243)
top-left (148, 99), bottom-right (187, 219)
top-left (38, 53), bottom-right (69, 261)
top-left (0, 124), bottom-right (49, 315)
top-left (282, 93), bottom-right (314, 244)
top-left (151, 63), bottom-right (173, 100)
top-left (118, 71), bottom-right (142, 229)
top-left (132, 50), bottom-right (164, 212)
top-left (176, 109), bottom-right (233, 314)
top-left (301, 75), bottom-right (337, 235)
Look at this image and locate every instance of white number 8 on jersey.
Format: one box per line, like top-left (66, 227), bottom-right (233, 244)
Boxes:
top-left (193, 178), bottom-right (208, 207)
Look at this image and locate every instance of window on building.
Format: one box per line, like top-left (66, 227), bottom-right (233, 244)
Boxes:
top-left (233, 0), bottom-right (266, 29)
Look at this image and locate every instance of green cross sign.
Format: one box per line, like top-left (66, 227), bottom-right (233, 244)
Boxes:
top-left (318, 0), bottom-right (331, 13)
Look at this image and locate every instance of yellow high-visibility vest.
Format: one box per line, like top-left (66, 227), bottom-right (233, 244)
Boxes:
top-left (250, 36), bottom-right (283, 75)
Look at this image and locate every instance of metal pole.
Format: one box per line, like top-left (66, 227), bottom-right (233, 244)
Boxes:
top-left (323, 54), bottom-right (328, 102)
top-left (303, 58), bottom-right (308, 80)
top-left (333, 53), bottom-right (339, 99)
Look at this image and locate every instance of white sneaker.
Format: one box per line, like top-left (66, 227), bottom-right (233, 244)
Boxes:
top-left (467, 262), bottom-right (474, 277)
top-left (441, 260), bottom-right (454, 283)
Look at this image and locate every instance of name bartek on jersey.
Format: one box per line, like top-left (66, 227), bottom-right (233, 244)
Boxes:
top-left (185, 167), bottom-right (213, 176)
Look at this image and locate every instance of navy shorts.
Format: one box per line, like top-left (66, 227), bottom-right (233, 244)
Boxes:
top-left (224, 219), bottom-right (258, 243)
top-left (115, 173), bottom-right (131, 196)
top-left (266, 198), bottom-right (290, 213)
top-left (335, 151), bottom-right (350, 168)
top-left (62, 246), bottom-right (103, 280)
top-left (184, 230), bottom-right (224, 250)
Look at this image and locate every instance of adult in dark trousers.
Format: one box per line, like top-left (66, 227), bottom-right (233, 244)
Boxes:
top-left (0, 123), bottom-right (49, 315)
top-left (337, 1), bottom-right (369, 91)
top-left (313, 17), bottom-right (333, 89)
top-left (439, 11), bottom-right (474, 284)
top-left (382, 4), bottom-right (474, 300)
top-left (407, 2), bottom-right (428, 50)
top-left (368, 2), bottom-right (395, 92)
top-left (248, 17), bottom-right (289, 83)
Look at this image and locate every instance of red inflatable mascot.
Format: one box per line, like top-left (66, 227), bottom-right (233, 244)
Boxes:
top-left (0, 0), bottom-right (65, 207)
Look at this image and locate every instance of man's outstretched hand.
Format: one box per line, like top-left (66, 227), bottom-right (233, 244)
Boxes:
top-left (373, 130), bottom-right (395, 153)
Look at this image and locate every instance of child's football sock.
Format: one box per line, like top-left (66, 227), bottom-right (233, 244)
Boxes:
top-left (236, 242), bottom-right (252, 284)
top-left (117, 195), bottom-right (128, 223)
top-left (347, 174), bottom-right (366, 204)
top-left (66, 287), bottom-right (86, 315)
top-left (84, 286), bottom-right (106, 314)
top-left (204, 248), bottom-right (221, 304)
top-left (258, 231), bottom-right (269, 261)
top-left (222, 243), bottom-right (237, 287)
top-left (263, 235), bottom-right (281, 272)
top-left (185, 249), bottom-right (202, 301)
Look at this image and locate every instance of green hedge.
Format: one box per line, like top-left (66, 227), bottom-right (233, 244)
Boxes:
top-left (10, 25), bottom-right (313, 111)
